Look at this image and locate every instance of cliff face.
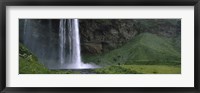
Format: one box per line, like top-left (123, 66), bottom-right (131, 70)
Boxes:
top-left (19, 19), bottom-right (181, 55)
top-left (79, 19), bottom-right (181, 54)
top-left (79, 20), bottom-right (138, 54)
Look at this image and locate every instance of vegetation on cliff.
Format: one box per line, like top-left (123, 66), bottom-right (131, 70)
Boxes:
top-left (19, 43), bottom-right (79, 74)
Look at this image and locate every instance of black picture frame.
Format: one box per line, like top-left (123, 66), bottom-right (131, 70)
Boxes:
top-left (0, 0), bottom-right (200, 93)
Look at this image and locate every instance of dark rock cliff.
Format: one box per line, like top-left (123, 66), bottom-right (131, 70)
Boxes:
top-left (79, 19), bottom-right (181, 54)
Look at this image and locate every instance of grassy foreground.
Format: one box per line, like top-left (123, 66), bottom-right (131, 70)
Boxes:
top-left (94, 65), bottom-right (181, 74)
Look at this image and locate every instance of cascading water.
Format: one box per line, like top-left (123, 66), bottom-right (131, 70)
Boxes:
top-left (22, 19), bottom-right (99, 69)
top-left (23, 19), bottom-right (32, 48)
top-left (59, 19), bottom-right (99, 69)
top-left (71, 19), bottom-right (82, 68)
top-left (59, 19), bottom-right (66, 64)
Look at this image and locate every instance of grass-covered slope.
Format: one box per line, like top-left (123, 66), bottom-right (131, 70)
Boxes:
top-left (19, 43), bottom-right (79, 74)
top-left (84, 33), bottom-right (181, 74)
top-left (83, 33), bottom-right (181, 66)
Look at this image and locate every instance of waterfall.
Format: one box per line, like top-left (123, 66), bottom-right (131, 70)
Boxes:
top-left (23, 19), bottom-right (29, 45)
top-left (59, 19), bottom-right (82, 67)
top-left (23, 19), bottom-right (33, 50)
top-left (23, 19), bottom-right (99, 69)
top-left (59, 19), bottom-right (99, 69)
top-left (71, 19), bottom-right (82, 68)
top-left (59, 19), bottom-right (66, 64)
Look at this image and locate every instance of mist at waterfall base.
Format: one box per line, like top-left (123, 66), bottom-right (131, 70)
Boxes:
top-left (21, 19), bottom-right (100, 69)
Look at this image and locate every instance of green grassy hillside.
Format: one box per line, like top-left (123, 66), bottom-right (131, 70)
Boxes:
top-left (83, 33), bottom-right (181, 66)
top-left (84, 33), bottom-right (181, 74)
